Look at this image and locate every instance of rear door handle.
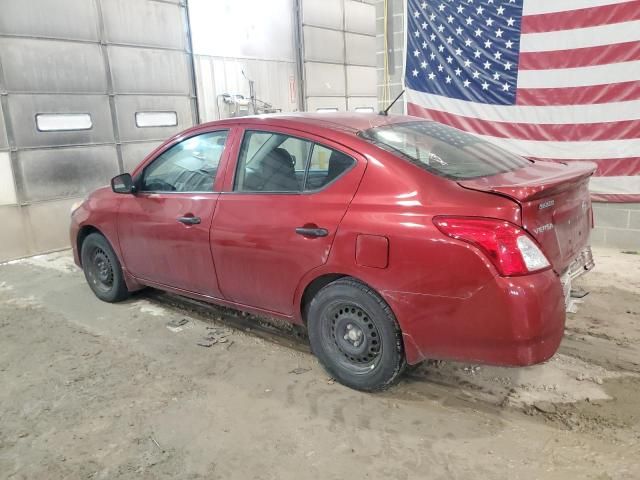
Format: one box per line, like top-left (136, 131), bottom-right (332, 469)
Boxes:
top-left (178, 216), bottom-right (201, 225)
top-left (295, 227), bottom-right (328, 238)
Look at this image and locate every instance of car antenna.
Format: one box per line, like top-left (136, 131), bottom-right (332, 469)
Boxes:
top-left (379, 89), bottom-right (405, 116)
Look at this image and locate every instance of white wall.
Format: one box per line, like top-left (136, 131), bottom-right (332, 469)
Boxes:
top-left (189, 0), bottom-right (300, 120)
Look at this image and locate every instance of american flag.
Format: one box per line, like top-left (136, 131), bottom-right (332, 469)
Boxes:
top-left (404, 0), bottom-right (640, 202)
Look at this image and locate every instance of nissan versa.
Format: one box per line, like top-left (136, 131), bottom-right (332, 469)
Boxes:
top-left (70, 113), bottom-right (596, 391)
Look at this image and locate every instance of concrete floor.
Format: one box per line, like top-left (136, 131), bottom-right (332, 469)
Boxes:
top-left (0, 248), bottom-right (639, 479)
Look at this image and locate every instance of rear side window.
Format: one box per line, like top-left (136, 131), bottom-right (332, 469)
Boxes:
top-left (360, 121), bottom-right (530, 180)
top-left (234, 130), bottom-right (355, 193)
top-left (140, 131), bottom-right (228, 192)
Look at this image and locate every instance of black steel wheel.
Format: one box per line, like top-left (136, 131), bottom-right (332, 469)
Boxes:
top-left (307, 278), bottom-right (406, 391)
top-left (81, 233), bottom-right (129, 303)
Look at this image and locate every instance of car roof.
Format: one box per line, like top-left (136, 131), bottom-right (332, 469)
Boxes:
top-left (199, 112), bottom-right (417, 136)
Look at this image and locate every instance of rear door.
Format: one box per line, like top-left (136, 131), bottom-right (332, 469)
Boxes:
top-left (210, 126), bottom-right (366, 315)
top-left (118, 129), bottom-right (231, 297)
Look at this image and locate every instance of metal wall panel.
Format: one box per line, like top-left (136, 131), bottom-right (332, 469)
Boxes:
top-left (121, 140), bottom-right (163, 173)
top-left (0, 152), bottom-right (17, 205)
top-left (302, 0), bottom-right (343, 29)
top-left (102, 0), bottom-right (185, 49)
top-left (345, 1), bottom-right (376, 35)
top-left (108, 46), bottom-right (191, 95)
top-left (303, 26), bottom-right (344, 63)
top-left (115, 95), bottom-right (192, 142)
top-left (7, 95), bottom-right (114, 148)
top-left (347, 65), bottom-right (377, 96)
top-left (0, 38), bottom-right (107, 93)
top-left (306, 96), bottom-right (347, 112)
top-left (0, 205), bottom-right (29, 261)
top-left (345, 33), bottom-right (376, 66)
top-left (304, 62), bottom-right (346, 97)
top-left (0, 0), bottom-right (99, 41)
top-left (16, 145), bottom-right (119, 203)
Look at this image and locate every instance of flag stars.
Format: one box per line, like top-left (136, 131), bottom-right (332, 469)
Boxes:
top-left (422, 41), bottom-right (428, 48)
top-left (474, 28), bottom-right (482, 37)
top-left (412, 69), bottom-right (419, 77)
top-left (429, 13), bottom-right (436, 21)
top-left (413, 49), bottom-right (420, 57)
top-left (497, 6), bottom-right (505, 15)
top-left (464, 38), bottom-right (472, 47)
top-left (413, 10), bottom-right (421, 18)
top-left (466, 17), bottom-right (474, 25)
top-left (484, 39), bottom-right (492, 48)
top-left (482, 81), bottom-right (489, 90)
top-left (474, 49), bottom-right (481, 58)
top-left (420, 1), bottom-right (427, 8)
top-left (455, 47), bottom-right (462, 55)
top-left (505, 39), bottom-right (514, 49)
top-left (472, 70), bottom-right (480, 79)
top-left (421, 21), bottom-right (428, 29)
top-left (456, 26), bottom-right (464, 35)
top-left (464, 58), bottom-right (472, 67)
top-left (506, 17), bottom-right (515, 27)
top-left (456, 5), bottom-right (464, 13)
top-left (504, 61), bottom-right (512, 70)
top-left (494, 50), bottom-right (502, 60)
top-left (446, 55), bottom-right (454, 64)
top-left (414, 30), bottom-right (420, 37)
top-left (447, 15), bottom-right (454, 23)
top-left (430, 33), bottom-right (437, 41)
top-left (437, 64), bottom-right (444, 72)
top-left (502, 82), bottom-right (510, 91)
top-left (455, 67), bottom-right (462, 76)
top-left (463, 79), bottom-right (471, 87)
top-left (483, 60), bottom-right (491, 69)
top-left (438, 44), bottom-right (445, 52)
top-left (495, 28), bottom-right (504, 38)
top-left (429, 52), bottom-right (436, 60)
top-left (493, 71), bottom-right (500, 80)
top-left (421, 60), bottom-right (428, 69)
top-left (437, 24), bottom-right (445, 33)
top-left (446, 36), bottom-right (454, 44)
top-left (445, 75), bottom-right (452, 84)
top-left (486, 18), bottom-right (494, 27)
top-left (438, 3), bottom-right (445, 11)
top-left (476, 5), bottom-right (484, 14)
top-left (428, 72), bottom-right (436, 80)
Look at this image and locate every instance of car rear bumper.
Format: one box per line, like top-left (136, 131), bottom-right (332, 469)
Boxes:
top-left (383, 268), bottom-right (566, 366)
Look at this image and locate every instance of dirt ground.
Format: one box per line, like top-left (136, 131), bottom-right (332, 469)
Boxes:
top-left (0, 247), bottom-right (639, 479)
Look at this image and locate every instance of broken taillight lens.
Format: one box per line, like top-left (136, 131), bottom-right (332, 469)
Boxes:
top-left (433, 216), bottom-right (551, 276)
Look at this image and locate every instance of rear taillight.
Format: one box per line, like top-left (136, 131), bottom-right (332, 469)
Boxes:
top-left (433, 216), bottom-right (551, 276)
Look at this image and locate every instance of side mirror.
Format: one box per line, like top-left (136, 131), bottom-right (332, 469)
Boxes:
top-left (111, 173), bottom-right (135, 194)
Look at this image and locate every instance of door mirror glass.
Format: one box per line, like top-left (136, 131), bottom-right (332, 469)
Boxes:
top-left (111, 173), bottom-right (134, 194)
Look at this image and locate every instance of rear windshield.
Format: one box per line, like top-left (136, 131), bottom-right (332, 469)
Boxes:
top-left (360, 121), bottom-right (531, 180)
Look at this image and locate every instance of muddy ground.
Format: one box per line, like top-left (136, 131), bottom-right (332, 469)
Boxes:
top-left (0, 247), bottom-right (638, 479)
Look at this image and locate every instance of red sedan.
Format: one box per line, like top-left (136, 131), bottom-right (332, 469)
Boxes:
top-left (70, 113), bottom-right (595, 391)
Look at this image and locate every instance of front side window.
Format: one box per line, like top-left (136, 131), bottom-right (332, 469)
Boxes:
top-left (234, 130), bottom-right (355, 193)
top-left (140, 131), bottom-right (228, 192)
top-left (360, 121), bottom-right (531, 180)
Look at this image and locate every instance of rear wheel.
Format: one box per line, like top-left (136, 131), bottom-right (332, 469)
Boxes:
top-left (81, 233), bottom-right (129, 303)
top-left (307, 278), bottom-right (406, 391)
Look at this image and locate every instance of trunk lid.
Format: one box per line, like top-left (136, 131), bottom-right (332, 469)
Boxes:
top-left (458, 160), bottom-right (596, 272)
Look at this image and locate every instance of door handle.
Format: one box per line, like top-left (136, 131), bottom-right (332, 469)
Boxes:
top-left (295, 227), bottom-right (328, 238)
top-left (178, 215), bottom-right (201, 225)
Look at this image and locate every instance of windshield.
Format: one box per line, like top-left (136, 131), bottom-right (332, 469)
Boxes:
top-left (360, 121), bottom-right (531, 180)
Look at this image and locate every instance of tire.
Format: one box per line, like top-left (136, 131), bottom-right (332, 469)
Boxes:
top-left (307, 278), bottom-right (406, 392)
top-left (80, 232), bottom-right (129, 303)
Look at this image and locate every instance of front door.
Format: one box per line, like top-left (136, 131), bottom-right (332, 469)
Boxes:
top-left (118, 130), bottom-right (230, 297)
top-left (210, 127), bottom-right (365, 315)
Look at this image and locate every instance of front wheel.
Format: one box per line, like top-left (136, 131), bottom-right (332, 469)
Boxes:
top-left (80, 232), bottom-right (129, 303)
top-left (307, 278), bottom-right (406, 392)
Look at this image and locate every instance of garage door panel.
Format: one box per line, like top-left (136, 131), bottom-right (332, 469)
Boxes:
top-left (102, 0), bottom-right (185, 50)
top-left (302, 0), bottom-right (343, 29)
top-left (345, 1), bottom-right (375, 36)
top-left (7, 95), bottom-right (114, 149)
top-left (0, 205), bottom-right (29, 261)
top-left (347, 66), bottom-right (376, 97)
top-left (303, 26), bottom-right (344, 63)
top-left (0, 38), bottom-right (107, 93)
top-left (346, 33), bottom-right (376, 66)
top-left (16, 145), bottom-right (119, 203)
top-left (0, 0), bottom-right (99, 41)
top-left (109, 46), bottom-right (191, 95)
top-left (0, 103), bottom-right (8, 149)
top-left (121, 141), bottom-right (164, 173)
top-left (304, 63), bottom-right (346, 97)
top-left (306, 96), bottom-right (347, 112)
top-left (24, 197), bottom-right (80, 253)
top-left (115, 95), bottom-right (192, 142)
top-left (0, 152), bottom-right (17, 206)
